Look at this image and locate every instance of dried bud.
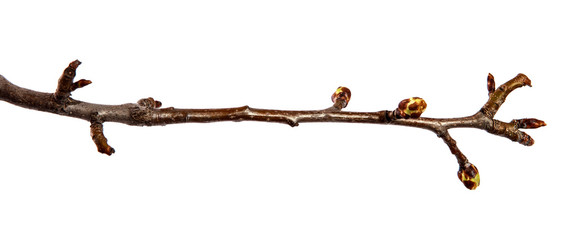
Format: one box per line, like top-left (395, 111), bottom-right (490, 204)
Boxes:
top-left (90, 121), bottom-right (115, 156)
top-left (487, 73), bottom-right (495, 96)
top-left (396, 97), bottom-right (427, 119)
top-left (515, 118), bottom-right (547, 129)
top-left (457, 162), bottom-right (480, 190)
top-left (137, 97), bottom-right (162, 109)
top-left (331, 86), bottom-right (351, 108)
top-left (69, 59), bottom-right (82, 69)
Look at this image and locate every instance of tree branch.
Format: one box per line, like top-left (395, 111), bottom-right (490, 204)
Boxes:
top-left (0, 60), bottom-right (546, 189)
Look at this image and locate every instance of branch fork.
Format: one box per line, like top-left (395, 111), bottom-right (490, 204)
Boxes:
top-left (54, 60), bottom-right (91, 103)
top-left (0, 61), bottom-right (546, 190)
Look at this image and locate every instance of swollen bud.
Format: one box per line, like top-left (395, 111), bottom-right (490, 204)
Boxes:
top-left (457, 162), bottom-right (480, 190)
top-left (331, 86), bottom-right (351, 108)
top-left (396, 97), bottom-right (427, 119)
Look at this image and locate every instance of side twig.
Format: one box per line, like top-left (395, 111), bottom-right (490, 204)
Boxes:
top-left (0, 60), bottom-right (546, 189)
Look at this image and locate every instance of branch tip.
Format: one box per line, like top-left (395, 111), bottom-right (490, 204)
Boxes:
top-left (71, 79), bottom-right (92, 91)
top-left (487, 73), bottom-right (495, 96)
top-left (519, 132), bottom-right (535, 146)
top-left (458, 162), bottom-right (480, 190)
top-left (69, 59), bottom-right (81, 69)
top-left (515, 118), bottom-right (546, 129)
top-left (90, 122), bottom-right (115, 156)
top-left (518, 73), bottom-right (532, 87)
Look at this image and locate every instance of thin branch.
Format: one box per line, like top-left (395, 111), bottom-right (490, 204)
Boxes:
top-left (0, 60), bottom-right (546, 189)
top-left (89, 112), bottom-right (115, 156)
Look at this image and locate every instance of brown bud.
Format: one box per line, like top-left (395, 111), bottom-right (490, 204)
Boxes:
top-left (396, 97), bottom-right (427, 119)
top-left (69, 59), bottom-right (82, 69)
top-left (71, 79), bottom-right (92, 91)
top-left (487, 73), bottom-right (495, 96)
top-left (137, 97), bottom-right (162, 109)
top-left (154, 100), bottom-right (162, 108)
top-left (515, 118), bottom-right (547, 129)
top-left (457, 162), bottom-right (480, 190)
top-left (331, 86), bottom-right (351, 108)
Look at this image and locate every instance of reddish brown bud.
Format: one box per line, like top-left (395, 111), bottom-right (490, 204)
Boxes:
top-left (396, 97), bottom-right (427, 119)
top-left (69, 59), bottom-right (82, 69)
top-left (71, 79), bottom-right (92, 91)
top-left (331, 86), bottom-right (351, 108)
top-left (515, 118), bottom-right (547, 129)
top-left (457, 162), bottom-right (480, 190)
top-left (154, 100), bottom-right (162, 108)
top-left (487, 73), bottom-right (495, 96)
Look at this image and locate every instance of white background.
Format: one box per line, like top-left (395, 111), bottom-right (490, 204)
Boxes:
top-left (0, 1), bottom-right (560, 239)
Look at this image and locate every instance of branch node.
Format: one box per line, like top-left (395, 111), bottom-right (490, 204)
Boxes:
top-left (131, 97), bottom-right (162, 125)
top-left (384, 110), bottom-right (393, 122)
top-left (287, 119), bottom-right (299, 127)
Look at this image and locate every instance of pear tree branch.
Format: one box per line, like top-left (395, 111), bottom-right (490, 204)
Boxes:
top-left (0, 60), bottom-right (546, 189)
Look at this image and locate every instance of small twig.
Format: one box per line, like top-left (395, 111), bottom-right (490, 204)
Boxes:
top-left (0, 60), bottom-right (546, 189)
top-left (438, 130), bottom-right (480, 190)
top-left (54, 60), bottom-right (88, 102)
top-left (325, 86), bottom-right (351, 112)
top-left (90, 113), bottom-right (115, 156)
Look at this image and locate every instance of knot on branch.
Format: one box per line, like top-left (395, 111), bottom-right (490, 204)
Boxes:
top-left (131, 97), bottom-right (162, 125)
